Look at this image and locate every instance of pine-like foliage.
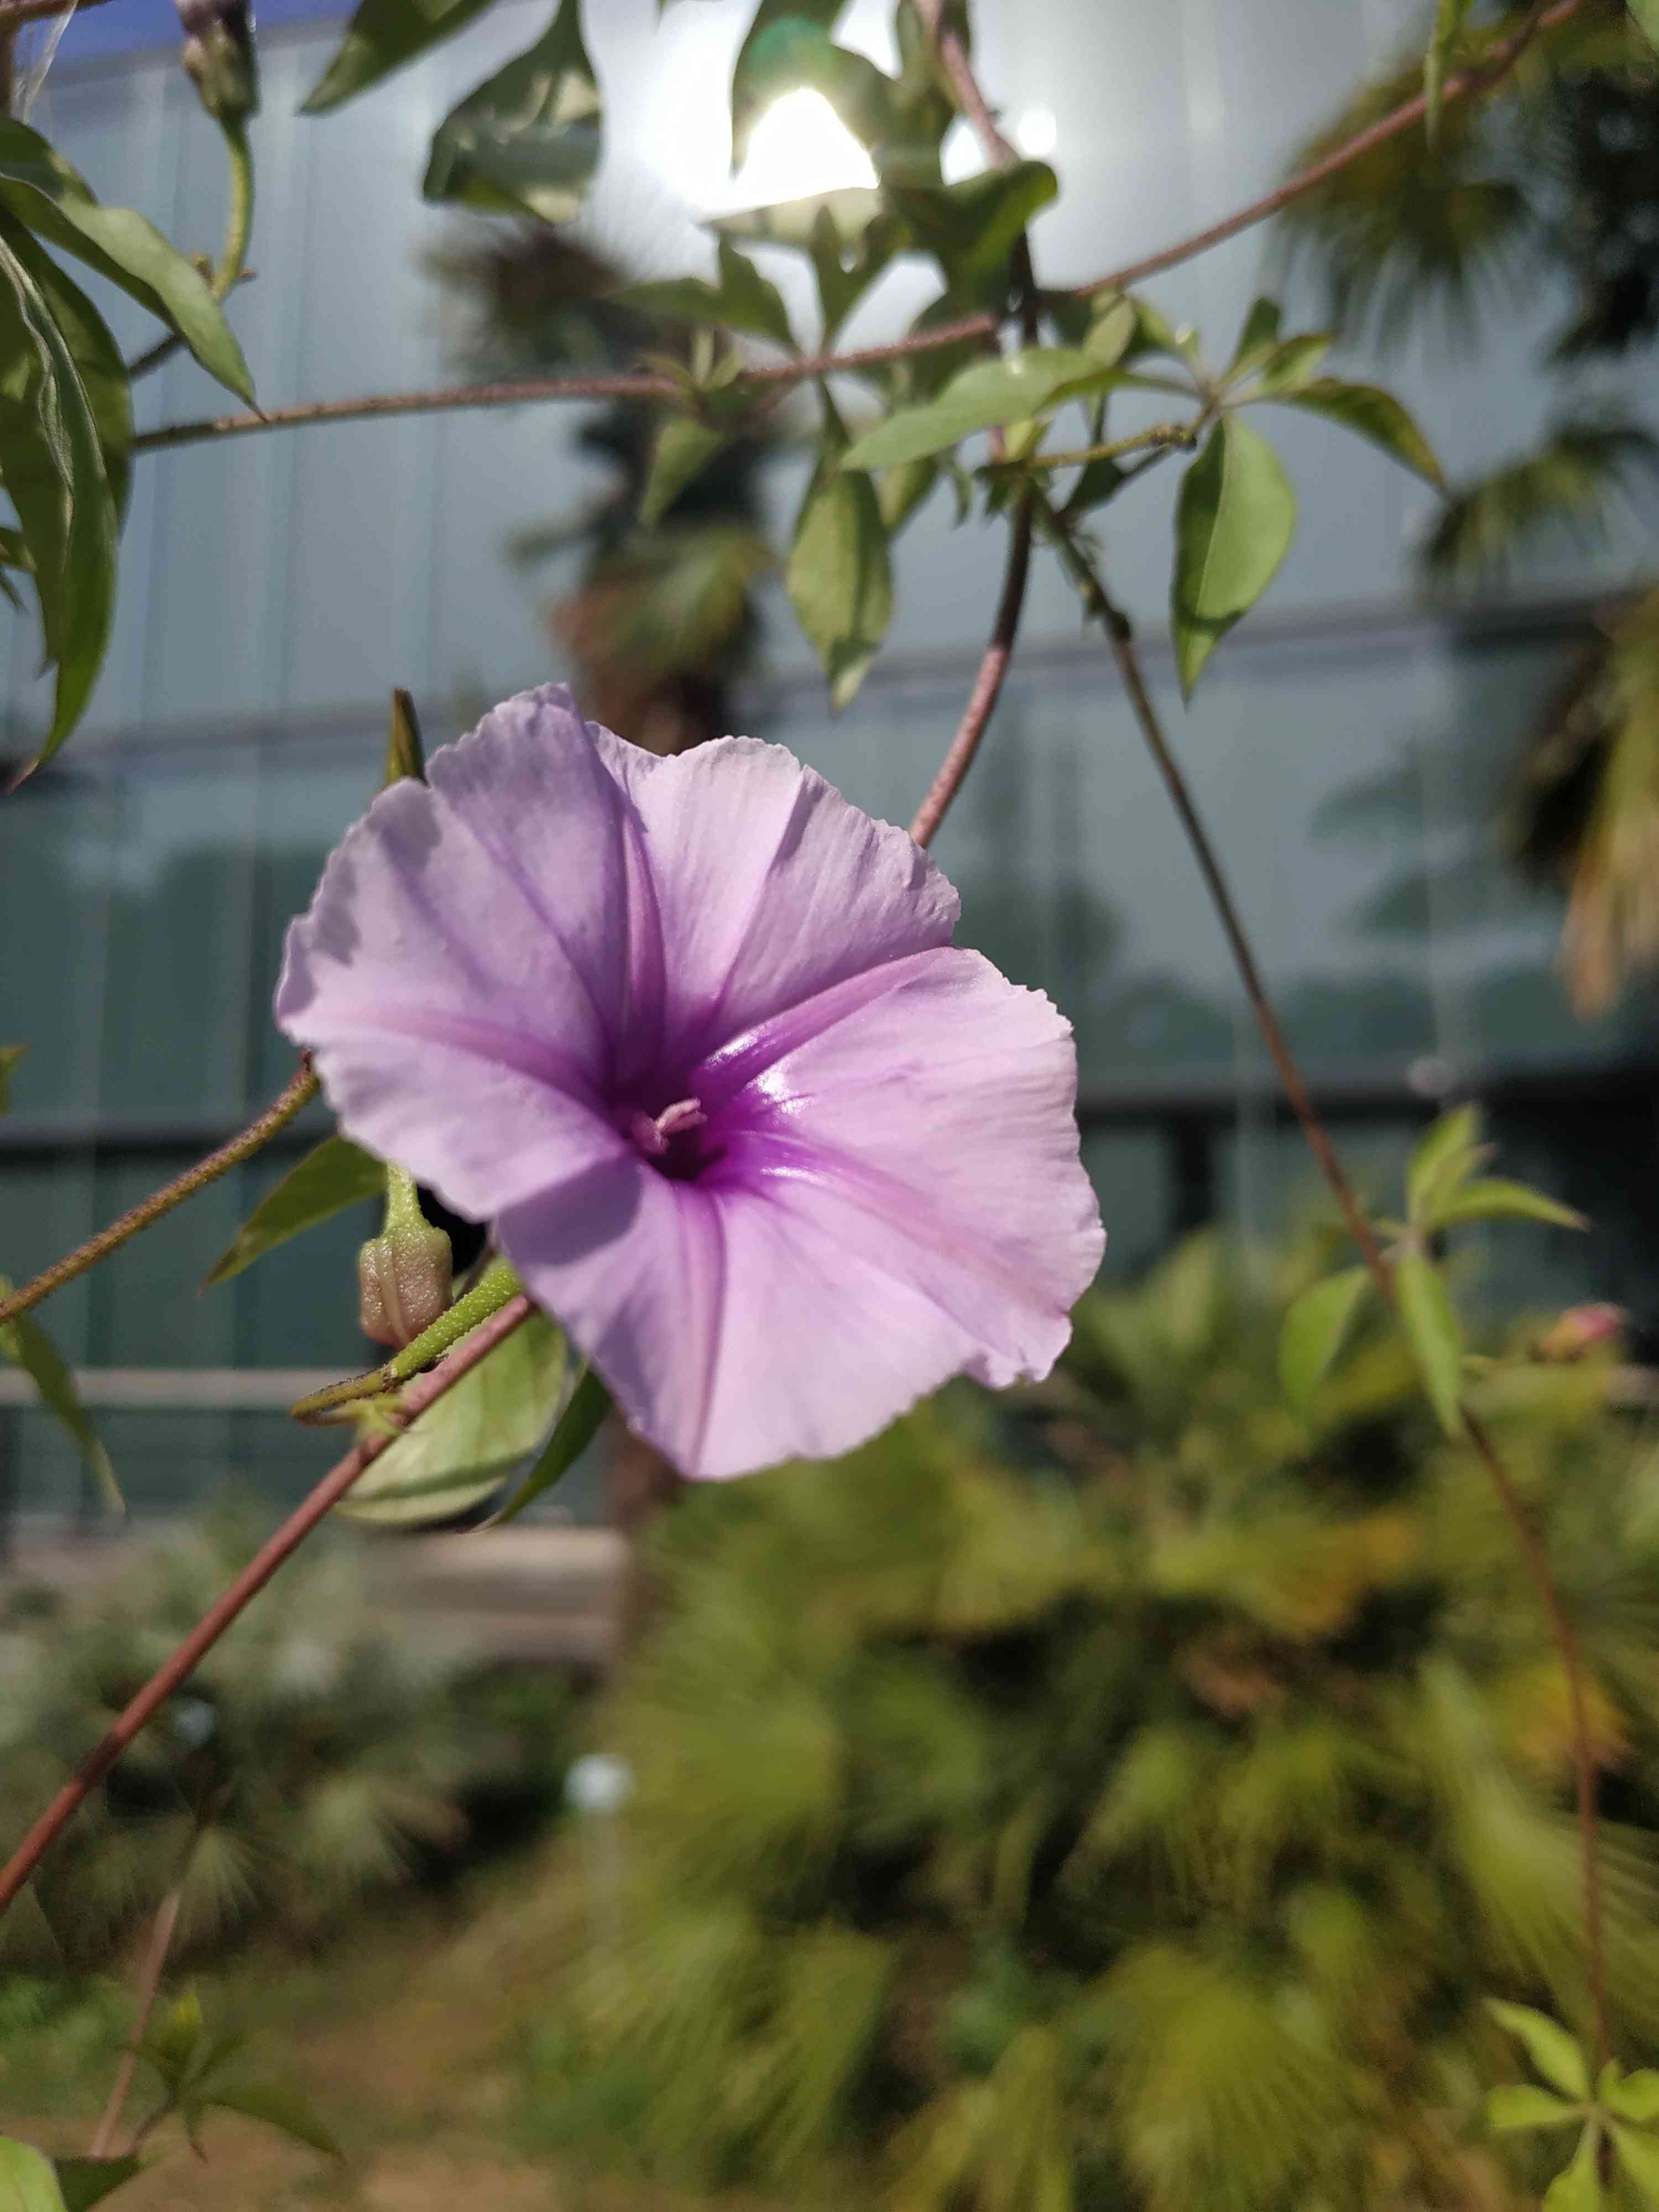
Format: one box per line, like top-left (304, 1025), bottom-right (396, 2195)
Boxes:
top-left (529, 1236), bottom-right (1659, 2210)
top-left (0, 1512), bottom-right (575, 1969)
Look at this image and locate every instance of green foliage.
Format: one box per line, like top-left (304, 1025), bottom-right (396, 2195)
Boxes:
top-left (525, 1233), bottom-right (1659, 2208)
top-left (786, 393), bottom-right (893, 711)
top-left (132, 1984), bottom-right (342, 2158)
top-left (1424, 418), bottom-right (1659, 585)
top-left (0, 1511), bottom-right (577, 1969)
top-left (1171, 416), bottom-right (1296, 697)
top-left (0, 1281), bottom-right (121, 1511)
top-left (621, 238), bottom-right (795, 353)
top-left (50, 2158), bottom-right (141, 2209)
top-left (1634, 0), bottom-right (1659, 58)
top-left (340, 1306), bottom-right (570, 1524)
top-left (492, 1363), bottom-right (612, 1525)
top-left (203, 1135), bottom-right (384, 1288)
top-left (842, 345), bottom-right (1119, 472)
top-left (422, 0), bottom-right (601, 225)
top-left (302, 0), bottom-right (499, 113)
top-left (0, 2140), bottom-right (70, 2212)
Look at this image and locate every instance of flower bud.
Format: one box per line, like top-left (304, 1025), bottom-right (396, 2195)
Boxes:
top-left (1536, 1302), bottom-right (1626, 1363)
top-left (358, 1168), bottom-right (452, 1348)
top-left (175, 0), bottom-right (259, 127)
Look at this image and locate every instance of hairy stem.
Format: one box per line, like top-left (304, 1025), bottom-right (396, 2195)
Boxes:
top-left (1042, 489), bottom-right (1612, 2071)
top-left (88, 1882), bottom-right (182, 2158)
top-left (211, 121), bottom-right (254, 302)
top-left (289, 1255), bottom-right (523, 1424)
top-left (127, 0), bottom-right (1585, 461)
top-left (0, 1060), bottom-right (319, 1333)
top-left (1026, 420), bottom-right (1199, 473)
top-left (0, 1293), bottom-right (535, 1921)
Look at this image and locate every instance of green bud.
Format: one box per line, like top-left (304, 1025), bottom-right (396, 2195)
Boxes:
top-left (383, 688), bottom-right (425, 787)
top-left (175, 0), bottom-right (259, 126)
top-left (357, 1168), bottom-right (452, 1348)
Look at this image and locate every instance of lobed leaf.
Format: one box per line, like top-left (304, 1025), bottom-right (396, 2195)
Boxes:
top-left (1394, 1250), bottom-right (1465, 1437)
top-left (0, 121), bottom-right (252, 401)
top-left (1254, 376), bottom-right (1443, 488)
top-left (203, 1136), bottom-right (384, 1288)
top-left (422, 0), bottom-right (601, 226)
top-left (1278, 1265), bottom-right (1372, 1412)
top-left (620, 237), bottom-right (794, 351)
top-left (302, 0), bottom-right (499, 114)
top-left (1170, 415), bottom-right (1297, 697)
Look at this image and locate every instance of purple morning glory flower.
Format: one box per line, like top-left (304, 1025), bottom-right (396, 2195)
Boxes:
top-left (275, 687), bottom-right (1104, 1479)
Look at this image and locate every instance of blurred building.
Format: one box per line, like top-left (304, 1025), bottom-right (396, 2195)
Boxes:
top-left (2, 0), bottom-right (1657, 1515)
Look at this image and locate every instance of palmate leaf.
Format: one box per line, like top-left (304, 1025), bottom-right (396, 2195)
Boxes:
top-left (1487, 1999), bottom-right (1592, 2099)
top-left (0, 212), bottom-right (118, 769)
top-left (1170, 415), bottom-right (1296, 697)
top-left (422, 0), bottom-right (601, 227)
top-left (0, 121), bottom-right (251, 401)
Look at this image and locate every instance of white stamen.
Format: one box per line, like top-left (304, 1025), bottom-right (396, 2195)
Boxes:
top-left (628, 1097), bottom-right (707, 1156)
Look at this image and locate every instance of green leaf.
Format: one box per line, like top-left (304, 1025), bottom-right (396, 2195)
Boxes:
top-left (0, 121), bottom-right (252, 402)
top-left (1425, 0), bottom-right (1475, 144)
top-left (843, 347), bottom-right (1110, 472)
top-left (0, 2140), bottom-right (67, 2212)
top-left (1255, 378), bottom-right (1443, 489)
top-left (1395, 1250), bottom-right (1466, 1437)
top-left (787, 447), bottom-right (892, 710)
top-left (301, 0), bottom-right (499, 114)
top-left (1486, 2084), bottom-right (1581, 2133)
top-left (877, 452), bottom-right (937, 536)
top-left (1278, 1265), bottom-right (1372, 1411)
top-left (1084, 295), bottom-right (1136, 369)
top-left (639, 415), bottom-right (728, 530)
top-left (0, 1043), bottom-right (24, 1116)
top-left (1544, 2127), bottom-right (1606, 2212)
top-left (51, 2161), bottom-right (141, 2211)
top-left (141, 1987), bottom-right (205, 2090)
top-left (1616, 2126), bottom-right (1659, 2206)
top-left (1609, 2074), bottom-right (1659, 2125)
top-left (422, 0), bottom-right (601, 226)
top-left (1227, 295), bottom-right (1281, 375)
top-left (339, 1310), bottom-right (568, 1526)
top-left (1632, 0), bottom-right (1659, 57)
top-left (1170, 414), bottom-right (1296, 697)
top-left (0, 1276), bottom-right (121, 1511)
top-left (22, 248), bottom-right (133, 527)
top-left (1487, 2001), bottom-right (1592, 2100)
top-left (730, 13), bottom-right (893, 169)
top-left (1430, 1178), bottom-right (1588, 1233)
top-left (203, 1136), bottom-right (384, 1288)
top-left (1406, 1103), bottom-right (1482, 1223)
top-left (0, 213), bottom-right (119, 769)
top-left (1246, 334), bottom-right (1333, 396)
top-left (620, 238), bottom-right (794, 351)
top-left (197, 2080), bottom-right (342, 2158)
top-left (490, 1363), bottom-right (611, 1525)
top-left (889, 161), bottom-right (1058, 290)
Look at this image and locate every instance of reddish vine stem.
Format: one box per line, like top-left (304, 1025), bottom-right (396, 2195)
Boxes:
top-left (909, 497), bottom-right (1033, 849)
top-left (0, 1059), bottom-right (319, 1334)
top-left (127, 0), bottom-right (1588, 462)
top-left (1042, 492), bottom-right (1611, 2071)
top-left (0, 1294), bottom-right (535, 1922)
top-left (88, 1882), bottom-right (182, 2157)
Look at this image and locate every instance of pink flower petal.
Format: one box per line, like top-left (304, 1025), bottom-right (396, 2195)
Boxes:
top-left (618, 737), bottom-right (959, 1065)
top-left (498, 947), bottom-right (1100, 1477)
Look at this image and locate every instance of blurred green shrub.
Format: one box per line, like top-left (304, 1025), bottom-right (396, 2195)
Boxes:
top-left (0, 1510), bottom-right (578, 1974)
top-left (526, 1234), bottom-right (1659, 2211)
